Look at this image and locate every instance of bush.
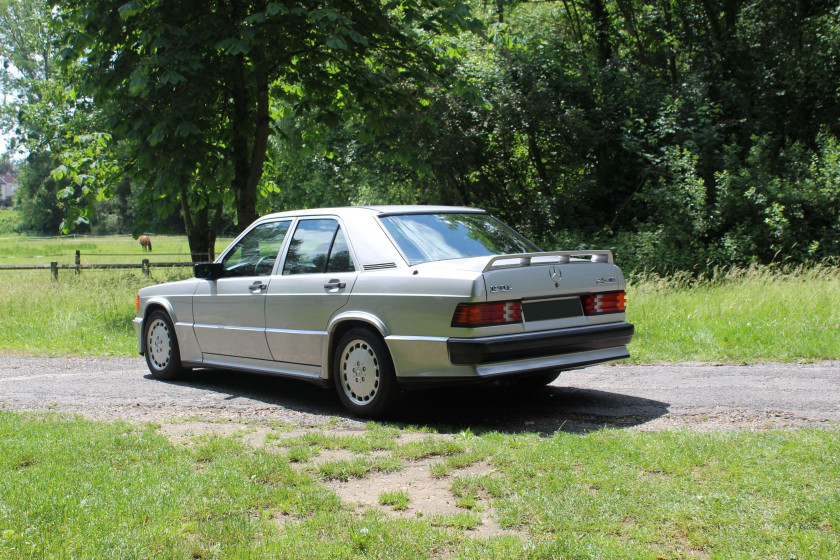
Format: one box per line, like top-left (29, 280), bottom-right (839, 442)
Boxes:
top-left (0, 208), bottom-right (21, 234)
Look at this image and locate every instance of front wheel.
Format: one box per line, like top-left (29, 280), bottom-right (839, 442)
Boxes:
top-left (144, 310), bottom-right (185, 380)
top-left (333, 328), bottom-right (398, 418)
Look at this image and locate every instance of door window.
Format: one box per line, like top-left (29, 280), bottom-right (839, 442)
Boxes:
top-left (283, 219), bottom-right (355, 275)
top-left (221, 220), bottom-right (291, 277)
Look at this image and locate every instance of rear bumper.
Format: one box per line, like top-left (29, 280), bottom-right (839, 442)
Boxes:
top-left (447, 322), bottom-right (634, 366)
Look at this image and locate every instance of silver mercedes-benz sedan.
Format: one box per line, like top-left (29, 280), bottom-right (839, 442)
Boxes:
top-left (134, 206), bottom-right (634, 417)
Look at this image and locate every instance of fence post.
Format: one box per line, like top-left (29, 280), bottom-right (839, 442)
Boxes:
top-left (142, 258), bottom-right (150, 277)
top-left (50, 261), bottom-right (58, 281)
top-left (75, 250), bottom-right (81, 275)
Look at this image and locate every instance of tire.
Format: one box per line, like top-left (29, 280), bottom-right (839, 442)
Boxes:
top-left (333, 328), bottom-right (398, 418)
top-left (144, 310), bottom-right (185, 380)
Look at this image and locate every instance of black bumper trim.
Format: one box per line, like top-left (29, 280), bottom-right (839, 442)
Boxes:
top-left (447, 322), bottom-right (634, 365)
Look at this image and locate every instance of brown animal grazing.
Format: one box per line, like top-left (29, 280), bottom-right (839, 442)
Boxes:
top-left (139, 235), bottom-right (152, 252)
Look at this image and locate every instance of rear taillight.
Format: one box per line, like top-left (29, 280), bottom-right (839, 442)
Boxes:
top-left (581, 291), bottom-right (626, 315)
top-left (452, 301), bottom-right (523, 328)
top-left (135, 295), bottom-right (140, 314)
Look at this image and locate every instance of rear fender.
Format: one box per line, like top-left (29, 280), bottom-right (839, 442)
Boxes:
top-left (323, 311), bottom-right (391, 379)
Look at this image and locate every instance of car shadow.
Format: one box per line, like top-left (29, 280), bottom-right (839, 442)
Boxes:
top-left (394, 386), bottom-right (670, 435)
top-left (150, 369), bottom-right (670, 436)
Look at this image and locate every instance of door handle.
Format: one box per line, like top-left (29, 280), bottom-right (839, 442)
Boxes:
top-left (324, 280), bottom-right (346, 290)
top-left (249, 281), bottom-right (267, 293)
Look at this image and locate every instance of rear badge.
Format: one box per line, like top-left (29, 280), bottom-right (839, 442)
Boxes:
top-left (489, 285), bottom-right (512, 293)
top-left (596, 276), bottom-right (617, 284)
top-left (549, 266), bottom-right (562, 287)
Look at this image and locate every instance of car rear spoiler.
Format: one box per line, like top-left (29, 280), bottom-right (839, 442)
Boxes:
top-left (482, 250), bottom-right (614, 272)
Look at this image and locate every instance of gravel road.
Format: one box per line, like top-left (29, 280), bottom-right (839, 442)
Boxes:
top-left (1, 357), bottom-right (837, 433)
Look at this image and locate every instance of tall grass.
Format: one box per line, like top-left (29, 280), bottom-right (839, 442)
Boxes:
top-left (0, 231), bottom-right (838, 363)
top-left (0, 269), bottom-right (190, 356)
top-left (626, 265), bottom-right (840, 362)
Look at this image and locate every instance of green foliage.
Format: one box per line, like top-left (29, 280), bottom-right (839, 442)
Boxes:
top-left (712, 134), bottom-right (840, 266)
top-left (0, 208), bottom-right (19, 233)
top-left (256, 0), bottom-right (840, 275)
top-left (4, 0), bottom-right (840, 273)
top-left (15, 152), bottom-right (78, 234)
top-left (0, 0), bottom-right (57, 145)
top-left (50, 0), bottom-right (482, 258)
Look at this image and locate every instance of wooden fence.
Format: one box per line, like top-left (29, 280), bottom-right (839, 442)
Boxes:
top-left (0, 250), bottom-right (207, 280)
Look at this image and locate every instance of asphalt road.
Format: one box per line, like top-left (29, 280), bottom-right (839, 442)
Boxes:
top-left (1, 357), bottom-right (837, 434)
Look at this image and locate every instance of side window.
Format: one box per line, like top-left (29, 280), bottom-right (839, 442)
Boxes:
top-left (327, 228), bottom-right (355, 273)
top-left (221, 220), bottom-right (290, 278)
top-left (283, 219), bottom-right (355, 275)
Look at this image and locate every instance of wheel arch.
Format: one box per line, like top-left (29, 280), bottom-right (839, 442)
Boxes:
top-left (325, 313), bottom-right (391, 381)
top-left (139, 299), bottom-right (177, 355)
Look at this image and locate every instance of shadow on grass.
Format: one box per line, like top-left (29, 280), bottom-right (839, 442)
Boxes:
top-left (153, 368), bottom-right (669, 436)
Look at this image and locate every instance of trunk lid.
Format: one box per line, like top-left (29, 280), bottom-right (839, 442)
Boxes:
top-left (473, 251), bottom-right (625, 330)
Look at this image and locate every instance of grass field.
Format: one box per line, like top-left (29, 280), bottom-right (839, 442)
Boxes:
top-left (1, 232), bottom-right (838, 361)
top-left (629, 265), bottom-right (840, 362)
top-left (1, 412), bottom-right (837, 559)
top-left (0, 233), bottom-right (234, 265)
top-left (2, 234), bottom-right (839, 559)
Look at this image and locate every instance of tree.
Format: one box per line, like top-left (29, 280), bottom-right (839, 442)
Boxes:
top-left (52, 0), bottom-right (479, 259)
top-left (0, 0), bottom-right (90, 233)
top-left (0, 0), bottom-right (55, 133)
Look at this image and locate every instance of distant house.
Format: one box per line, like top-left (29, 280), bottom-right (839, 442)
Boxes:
top-left (0, 173), bottom-right (17, 206)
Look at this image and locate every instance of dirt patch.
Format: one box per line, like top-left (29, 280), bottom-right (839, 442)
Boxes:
top-left (157, 421), bottom-right (274, 447)
top-left (325, 457), bottom-right (519, 537)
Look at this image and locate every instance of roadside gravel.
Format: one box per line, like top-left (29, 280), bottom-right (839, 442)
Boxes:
top-left (1, 356), bottom-right (837, 433)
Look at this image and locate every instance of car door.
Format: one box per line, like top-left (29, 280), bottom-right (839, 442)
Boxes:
top-left (192, 219), bottom-right (291, 360)
top-left (265, 218), bottom-right (358, 366)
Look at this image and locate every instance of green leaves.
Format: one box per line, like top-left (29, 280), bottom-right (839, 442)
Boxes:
top-left (214, 37), bottom-right (250, 56)
top-left (117, 1), bottom-right (141, 18)
top-left (174, 121), bottom-right (201, 138)
top-left (159, 69), bottom-right (186, 86)
top-left (326, 36), bottom-right (348, 50)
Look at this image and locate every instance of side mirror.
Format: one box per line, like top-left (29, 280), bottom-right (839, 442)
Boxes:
top-left (194, 262), bottom-right (223, 280)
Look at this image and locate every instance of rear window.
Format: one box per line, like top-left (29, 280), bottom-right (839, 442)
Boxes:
top-left (380, 213), bottom-right (539, 265)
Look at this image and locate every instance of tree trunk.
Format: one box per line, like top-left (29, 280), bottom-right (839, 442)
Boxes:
top-left (179, 184), bottom-right (220, 263)
top-left (588, 0), bottom-right (613, 67)
top-left (230, 64), bottom-right (270, 229)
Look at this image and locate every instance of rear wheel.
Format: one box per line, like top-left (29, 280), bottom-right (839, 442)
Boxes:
top-left (333, 328), bottom-right (398, 418)
top-left (144, 310), bottom-right (185, 380)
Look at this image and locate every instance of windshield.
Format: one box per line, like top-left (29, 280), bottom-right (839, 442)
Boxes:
top-left (380, 213), bottom-right (540, 265)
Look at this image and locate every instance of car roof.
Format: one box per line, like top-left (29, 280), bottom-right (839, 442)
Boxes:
top-left (258, 205), bottom-right (486, 220)
top-left (241, 205), bottom-right (492, 270)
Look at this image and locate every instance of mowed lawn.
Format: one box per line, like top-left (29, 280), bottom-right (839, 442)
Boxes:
top-left (1, 413), bottom-right (838, 559)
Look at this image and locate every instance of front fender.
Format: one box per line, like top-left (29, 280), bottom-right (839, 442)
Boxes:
top-left (138, 297), bottom-right (179, 355)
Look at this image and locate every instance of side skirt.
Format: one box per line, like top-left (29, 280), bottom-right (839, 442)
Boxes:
top-left (182, 354), bottom-right (331, 388)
